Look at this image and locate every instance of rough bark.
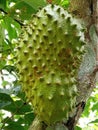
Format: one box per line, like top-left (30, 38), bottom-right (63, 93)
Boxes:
top-left (29, 1), bottom-right (98, 130)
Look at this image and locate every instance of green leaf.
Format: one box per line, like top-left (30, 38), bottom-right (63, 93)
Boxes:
top-left (2, 103), bottom-right (17, 113)
top-left (0, 0), bottom-right (6, 10)
top-left (0, 86), bottom-right (21, 96)
top-left (0, 92), bottom-right (18, 113)
top-left (0, 40), bottom-right (11, 54)
top-left (92, 102), bottom-right (98, 111)
top-left (3, 65), bottom-right (16, 73)
top-left (4, 121), bottom-right (25, 130)
top-left (15, 88), bottom-right (26, 100)
top-left (24, 113), bottom-right (35, 125)
top-left (0, 88), bottom-right (13, 95)
top-left (3, 16), bottom-right (18, 40)
top-left (0, 16), bottom-right (20, 55)
top-left (17, 117), bottom-right (26, 125)
top-left (0, 59), bottom-right (6, 70)
top-left (0, 24), bottom-right (5, 53)
top-left (75, 126), bottom-right (82, 130)
top-left (12, 86), bottom-right (21, 96)
top-left (9, 0), bottom-right (47, 21)
top-left (2, 100), bottom-right (20, 114)
top-left (0, 93), bottom-right (13, 109)
top-left (89, 119), bottom-right (98, 124)
top-left (51, 0), bottom-right (61, 4)
top-left (16, 117), bottom-right (29, 129)
top-left (1, 80), bottom-right (10, 87)
top-left (2, 114), bottom-right (31, 129)
top-left (22, 0), bottom-right (47, 10)
top-left (3, 99), bottom-right (32, 114)
top-left (14, 100), bottom-right (32, 114)
top-left (60, 0), bottom-right (69, 8)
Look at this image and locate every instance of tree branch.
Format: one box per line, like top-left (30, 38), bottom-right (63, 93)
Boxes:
top-left (68, 0), bottom-right (98, 126)
top-left (92, 0), bottom-right (98, 63)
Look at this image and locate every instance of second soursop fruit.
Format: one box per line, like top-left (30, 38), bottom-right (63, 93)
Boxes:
top-left (15, 4), bottom-right (85, 125)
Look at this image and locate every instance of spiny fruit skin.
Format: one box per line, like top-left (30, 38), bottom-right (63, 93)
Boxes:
top-left (15, 4), bottom-right (85, 125)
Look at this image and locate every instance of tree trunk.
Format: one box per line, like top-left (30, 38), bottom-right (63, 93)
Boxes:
top-left (29, 0), bottom-right (98, 129)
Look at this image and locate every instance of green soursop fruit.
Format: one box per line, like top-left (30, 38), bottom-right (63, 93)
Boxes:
top-left (15, 4), bottom-right (85, 125)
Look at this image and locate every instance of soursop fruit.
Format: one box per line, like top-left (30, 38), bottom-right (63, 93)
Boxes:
top-left (15, 4), bottom-right (85, 125)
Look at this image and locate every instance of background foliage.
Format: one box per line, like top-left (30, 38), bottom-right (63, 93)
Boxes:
top-left (0, 0), bottom-right (98, 130)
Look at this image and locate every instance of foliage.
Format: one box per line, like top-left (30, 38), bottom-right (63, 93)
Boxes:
top-left (75, 88), bottom-right (98, 130)
top-left (0, 0), bottom-right (98, 130)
